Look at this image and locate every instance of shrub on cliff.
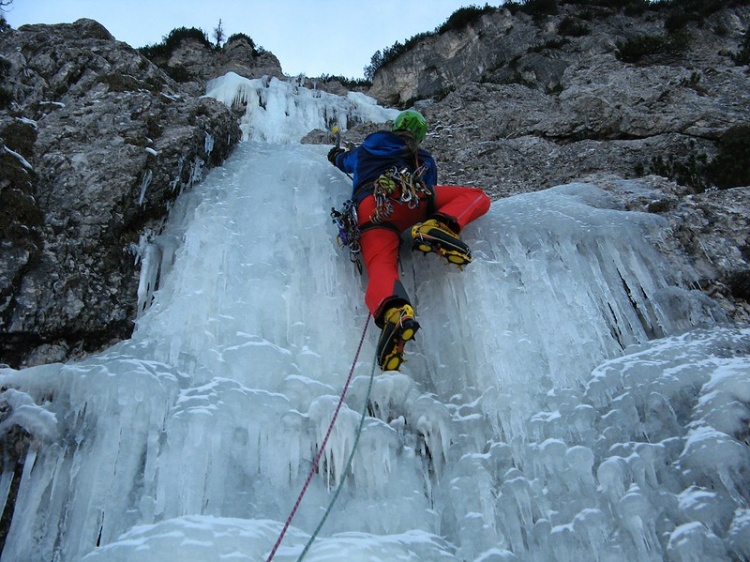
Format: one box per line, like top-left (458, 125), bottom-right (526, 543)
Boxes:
top-left (733, 28), bottom-right (750, 65)
top-left (225, 33), bottom-right (257, 53)
top-left (436, 4), bottom-right (498, 34)
top-left (516, 0), bottom-right (559, 19)
top-left (615, 30), bottom-right (691, 63)
top-left (708, 124), bottom-right (750, 189)
top-left (0, 56), bottom-right (12, 108)
top-left (640, 125), bottom-right (750, 191)
top-left (138, 27), bottom-right (213, 62)
top-left (558, 16), bottom-right (591, 36)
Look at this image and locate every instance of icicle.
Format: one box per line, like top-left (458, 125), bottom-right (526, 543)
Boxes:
top-left (189, 157), bottom-right (204, 188)
top-left (170, 157), bottom-right (184, 192)
top-left (135, 230), bottom-right (161, 316)
top-left (204, 133), bottom-right (214, 157)
top-left (2, 145), bottom-right (33, 170)
top-left (138, 169), bottom-right (153, 206)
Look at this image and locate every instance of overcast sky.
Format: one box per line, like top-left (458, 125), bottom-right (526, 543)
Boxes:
top-left (3, 0), bottom-right (504, 79)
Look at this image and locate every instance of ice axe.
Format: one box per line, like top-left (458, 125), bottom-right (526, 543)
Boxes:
top-left (330, 125), bottom-right (353, 179)
top-left (332, 124), bottom-right (342, 149)
top-left (331, 125), bottom-right (354, 151)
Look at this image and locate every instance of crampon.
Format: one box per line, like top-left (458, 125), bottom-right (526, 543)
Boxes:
top-left (377, 305), bottom-right (420, 371)
top-left (411, 219), bottom-right (472, 268)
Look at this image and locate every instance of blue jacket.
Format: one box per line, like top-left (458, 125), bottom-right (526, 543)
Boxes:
top-left (333, 131), bottom-right (438, 204)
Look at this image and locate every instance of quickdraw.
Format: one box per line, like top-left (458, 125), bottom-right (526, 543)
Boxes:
top-left (371, 164), bottom-right (432, 224)
top-left (331, 200), bottom-right (363, 274)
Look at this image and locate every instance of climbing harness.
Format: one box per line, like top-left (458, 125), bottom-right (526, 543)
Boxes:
top-left (370, 165), bottom-right (432, 224)
top-left (265, 315), bottom-right (373, 562)
top-left (330, 200), bottom-right (363, 274)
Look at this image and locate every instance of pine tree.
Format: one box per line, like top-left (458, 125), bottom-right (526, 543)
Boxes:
top-left (213, 19), bottom-right (225, 48)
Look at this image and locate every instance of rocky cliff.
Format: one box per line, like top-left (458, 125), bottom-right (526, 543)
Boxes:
top-left (140, 30), bottom-right (284, 96)
top-left (0, 19), bottom-right (241, 367)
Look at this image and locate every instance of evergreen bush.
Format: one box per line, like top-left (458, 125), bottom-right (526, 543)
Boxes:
top-left (558, 16), bottom-right (591, 36)
top-left (226, 33), bottom-right (257, 52)
top-left (561, 0), bottom-right (648, 11)
top-left (0, 57), bottom-right (11, 109)
top-left (0, 88), bottom-right (12, 109)
top-left (646, 152), bottom-right (710, 191)
top-left (615, 30), bottom-right (691, 63)
top-left (436, 4), bottom-right (497, 34)
top-left (163, 65), bottom-right (193, 83)
top-left (139, 27), bottom-right (212, 61)
top-left (638, 125), bottom-right (750, 190)
top-left (708, 124), bottom-right (750, 189)
top-left (733, 28), bottom-right (750, 65)
top-left (318, 74), bottom-right (369, 88)
top-left (520, 0), bottom-right (559, 18)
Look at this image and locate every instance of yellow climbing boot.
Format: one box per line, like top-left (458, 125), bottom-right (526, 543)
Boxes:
top-left (376, 304), bottom-right (420, 371)
top-left (411, 218), bottom-right (472, 268)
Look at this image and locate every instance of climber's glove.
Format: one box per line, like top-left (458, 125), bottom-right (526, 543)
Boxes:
top-left (327, 147), bottom-right (344, 165)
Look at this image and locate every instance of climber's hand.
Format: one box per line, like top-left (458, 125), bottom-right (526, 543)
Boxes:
top-left (327, 147), bottom-right (344, 165)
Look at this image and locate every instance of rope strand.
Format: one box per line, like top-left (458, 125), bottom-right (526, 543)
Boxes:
top-left (295, 344), bottom-right (378, 561)
top-left (265, 315), bottom-right (371, 562)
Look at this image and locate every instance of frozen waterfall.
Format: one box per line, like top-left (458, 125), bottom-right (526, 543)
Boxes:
top-left (1, 75), bottom-right (749, 562)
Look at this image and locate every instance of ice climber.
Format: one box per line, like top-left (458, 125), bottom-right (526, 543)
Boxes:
top-left (327, 109), bottom-right (491, 371)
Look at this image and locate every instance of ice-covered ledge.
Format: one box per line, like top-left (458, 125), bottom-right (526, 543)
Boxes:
top-left (204, 72), bottom-right (399, 143)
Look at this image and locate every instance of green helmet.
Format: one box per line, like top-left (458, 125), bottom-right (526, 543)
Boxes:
top-left (392, 110), bottom-right (428, 143)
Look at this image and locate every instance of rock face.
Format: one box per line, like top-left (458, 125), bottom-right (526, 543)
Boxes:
top-left (370, 4), bottom-right (750, 106)
top-left (367, 4), bottom-right (750, 193)
top-left (0, 19), bottom-right (240, 367)
top-left (150, 34), bottom-right (284, 96)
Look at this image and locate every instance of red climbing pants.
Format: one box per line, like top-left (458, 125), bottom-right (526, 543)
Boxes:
top-left (356, 185), bottom-right (491, 324)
